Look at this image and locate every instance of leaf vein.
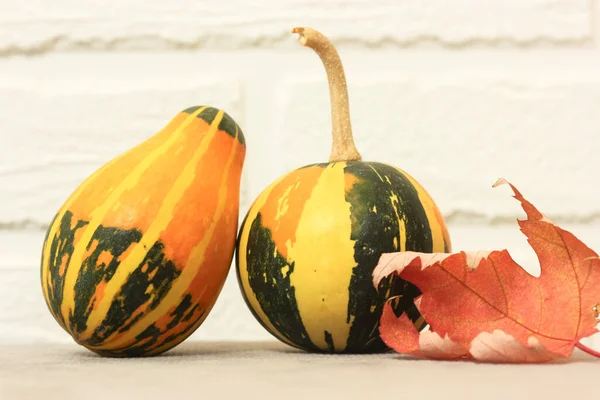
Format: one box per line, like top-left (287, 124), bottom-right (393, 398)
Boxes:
top-left (437, 262), bottom-right (572, 343)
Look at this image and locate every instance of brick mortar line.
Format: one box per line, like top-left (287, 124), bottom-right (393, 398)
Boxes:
top-left (0, 34), bottom-right (594, 57)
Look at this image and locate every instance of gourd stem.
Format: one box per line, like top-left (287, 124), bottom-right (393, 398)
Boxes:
top-left (292, 27), bottom-right (362, 162)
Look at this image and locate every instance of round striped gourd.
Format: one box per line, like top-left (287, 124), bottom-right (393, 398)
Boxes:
top-left (235, 27), bottom-right (451, 353)
top-left (41, 106), bottom-right (246, 357)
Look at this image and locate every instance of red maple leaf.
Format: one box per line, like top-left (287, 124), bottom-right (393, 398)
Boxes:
top-left (373, 179), bottom-right (600, 363)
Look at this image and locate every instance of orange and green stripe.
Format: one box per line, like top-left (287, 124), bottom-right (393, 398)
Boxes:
top-left (41, 106), bottom-right (245, 357)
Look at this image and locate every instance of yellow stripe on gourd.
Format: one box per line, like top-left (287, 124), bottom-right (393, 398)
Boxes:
top-left (287, 162), bottom-right (356, 352)
top-left (236, 175), bottom-right (298, 348)
top-left (145, 297), bottom-right (211, 356)
top-left (393, 166), bottom-right (447, 252)
top-left (388, 190), bottom-right (407, 252)
top-left (41, 157), bottom-right (118, 318)
top-left (367, 164), bottom-right (384, 182)
top-left (59, 107), bottom-right (207, 331)
top-left (77, 108), bottom-right (218, 341)
top-left (144, 124), bottom-right (244, 357)
top-left (370, 164), bottom-right (408, 253)
top-left (146, 315), bottom-right (206, 356)
top-left (92, 110), bottom-right (238, 350)
top-left (398, 218), bottom-right (407, 252)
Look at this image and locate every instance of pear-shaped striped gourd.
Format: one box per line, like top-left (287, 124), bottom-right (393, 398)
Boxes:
top-left (41, 106), bottom-right (246, 357)
top-left (235, 27), bottom-right (450, 353)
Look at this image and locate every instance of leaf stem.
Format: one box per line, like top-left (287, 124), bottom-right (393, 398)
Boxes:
top-left (575, 341), bottom-right (600, 358)
top-left (292, 26), bottom-right (362, 163)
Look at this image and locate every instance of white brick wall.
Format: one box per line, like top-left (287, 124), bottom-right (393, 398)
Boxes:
top-left (0, 0), bottom-right (598, 350)
top-left (0, 0), bottom-right (591, 54)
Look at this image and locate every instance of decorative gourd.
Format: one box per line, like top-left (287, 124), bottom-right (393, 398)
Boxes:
top-left (41, 106), bottom-right (246, 357)
top-left (235, 27), bottom-right (451, 353)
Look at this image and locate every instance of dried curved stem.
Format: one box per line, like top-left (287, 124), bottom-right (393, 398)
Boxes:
top-left (292, 26), bottom-right (362, 162)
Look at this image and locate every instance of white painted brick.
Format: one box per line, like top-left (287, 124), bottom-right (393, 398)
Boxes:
top-left (0, 0), bottom-right (591, 53)
top-left (277, 70), bottom-right (600, 222)
top-left (2, 225), bottom-right (598, 349)
top-left (0, 56), bottom-right (246, 226)
top-left (3, 51), bottom-right (600, 225)
top-left (0, 267), bottom-right (70, 344)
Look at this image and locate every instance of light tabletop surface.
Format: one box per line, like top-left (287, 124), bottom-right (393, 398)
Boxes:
top-left (0, 340), bottom-right (597, 399)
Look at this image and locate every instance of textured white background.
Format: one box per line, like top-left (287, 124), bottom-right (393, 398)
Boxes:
top-left (0, 0), bottom-right (598, 350)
